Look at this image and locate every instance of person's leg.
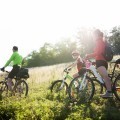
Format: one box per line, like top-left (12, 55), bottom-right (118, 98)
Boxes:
top-left (73, 73), bottom-right (79, 78)
top-left (97, 66), bottom-right (112, 91)
top-left (7, 78), bottom-right (13, 91)
top-left (97, 66), bottom-right (112, 97)
top-left (7, 65), bottom-right (20, 91)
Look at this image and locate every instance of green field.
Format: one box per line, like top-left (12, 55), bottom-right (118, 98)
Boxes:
top-left (0, 62), bottom-right (120, 120)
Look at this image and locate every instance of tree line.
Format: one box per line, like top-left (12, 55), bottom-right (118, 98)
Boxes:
top-left (24, 26), bottom-right (120, 68)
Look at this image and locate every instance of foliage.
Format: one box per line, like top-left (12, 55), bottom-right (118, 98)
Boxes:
top-left (0, 63), bottom-right (120, 120)
top-left (108, 26), bottom-right (120, 55)
top-left (26, 39), bottom-right (77, 67)
top-left (24, 26), bottom-right (120, 68)
top-left (0, 82), bottom-right (120, 120)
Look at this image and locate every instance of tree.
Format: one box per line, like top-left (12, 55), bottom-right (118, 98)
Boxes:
top-left (108, 26), bottom-right (120, 55)
top-left (25, 39), bottom-right (78, 67)
top-left (27, 50), bottom-right (41, 67)
top-left (54, 39), bottom-right (77, 63)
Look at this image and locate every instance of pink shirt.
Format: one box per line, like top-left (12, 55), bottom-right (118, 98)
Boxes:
top-left (88, 39), bottom-right (106, 61)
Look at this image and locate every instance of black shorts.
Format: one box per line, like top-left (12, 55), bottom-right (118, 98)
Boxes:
top-left (8, 65), bottom-right (20, 79)
top-left (96, 60), bottom-right (108, 70)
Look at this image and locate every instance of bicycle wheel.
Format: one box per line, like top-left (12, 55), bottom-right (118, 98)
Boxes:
top-left (14, 80), bottom-right (28, 97)
top-left (50, 80), bottom-right (68, 99)
top-left (88, 70), bottom-right (104, 94)
top-left (51, 80), bottom-right (68, 93)
top-left (113, 75), bottom-right (120, 101)
top-left (0, 81), bottom-right (8, 99)
top-left (93, 79), bottom-right (104, 94)
top-left (68, 75), bottom-right (95, 103)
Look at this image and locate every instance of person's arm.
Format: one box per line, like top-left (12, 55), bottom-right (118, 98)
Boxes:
top-left (67, 61), bottom-right (77, 69)
top-left (86, 41), bottom-right (104, 59)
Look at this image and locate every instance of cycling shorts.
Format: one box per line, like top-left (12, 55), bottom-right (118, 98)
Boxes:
top-left (8, 65), bottom-right (20, 79)
top-left (96, 60), bottom-right (108, 70)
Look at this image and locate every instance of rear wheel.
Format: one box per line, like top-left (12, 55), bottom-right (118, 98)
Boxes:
top-left (68, 75), bottom-right (95, 103)
top-left (14, 80), bottom-right (28, 97)
top-left (0, 81), bottom-right (8, 99)
top-left (113, 75), bottom-right (120, 101)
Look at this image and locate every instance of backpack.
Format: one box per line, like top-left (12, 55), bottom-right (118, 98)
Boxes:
top-left (103, 41), bottom-right (113, 62)
top-left (17, 68), bottom-right (29, 79)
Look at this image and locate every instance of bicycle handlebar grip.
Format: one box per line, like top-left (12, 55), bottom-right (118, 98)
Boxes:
top-left (5, 71), bottom-right (9, 73)
top-left (67, 68), bottom-right (71, 71)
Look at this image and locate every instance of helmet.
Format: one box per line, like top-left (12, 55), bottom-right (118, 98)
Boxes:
top-left (72, 50), bottom-right (80, 59)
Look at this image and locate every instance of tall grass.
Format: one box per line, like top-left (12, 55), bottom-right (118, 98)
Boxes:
top-left (28, 62), bottom-right (75, 84)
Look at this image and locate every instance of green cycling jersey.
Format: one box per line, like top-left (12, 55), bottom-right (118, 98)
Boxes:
top-left (4, 51), bottom-right (23, 67)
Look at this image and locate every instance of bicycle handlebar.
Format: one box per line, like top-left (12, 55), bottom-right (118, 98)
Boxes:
top-left (0, 68), bottom-right (9, 73)
top-left (64, 67), bottom-right (72, 73)
top-left (84, 59), bottom-right (96, 66)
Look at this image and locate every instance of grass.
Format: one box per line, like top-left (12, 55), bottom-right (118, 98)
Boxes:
top-left (0, 61), bottom-right (120, 120)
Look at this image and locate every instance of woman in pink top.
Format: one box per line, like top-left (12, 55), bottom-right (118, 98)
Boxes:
top-left (86, 29), bottom-right (112, 98)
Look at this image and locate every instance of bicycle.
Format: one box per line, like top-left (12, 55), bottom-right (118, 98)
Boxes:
top-left (0, 68), bottom-right (29, 99)
top-left (88, 60), bottom-right (119, 94)
top-left (50, 67), bottom-right (73, 98)
top-left (50, 63), bottom-right (102, 99)
top-left (68, 58), bottom-right (120, 103)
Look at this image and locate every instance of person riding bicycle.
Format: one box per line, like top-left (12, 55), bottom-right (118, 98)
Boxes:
top-left (1, 46), bottom-right (23, 91)
top-left (85, 29), bottom-right (113, 98)
top-left (67, 50), bottom-right (85, 78)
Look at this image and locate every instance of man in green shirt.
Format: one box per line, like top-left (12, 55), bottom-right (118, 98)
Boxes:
top-left (1, 46), bottom-right (23, 91)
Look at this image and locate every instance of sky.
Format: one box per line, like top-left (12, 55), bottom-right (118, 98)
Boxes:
top-left (0, 0), bottom-right (120, 68)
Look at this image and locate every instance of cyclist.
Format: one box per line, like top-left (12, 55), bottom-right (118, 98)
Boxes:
top-left (85, 29), bottom-right (113, 98)
top-left (1, 46), bottom-right (23, 91)
top-left (67, 50), bottom-right (85, 78)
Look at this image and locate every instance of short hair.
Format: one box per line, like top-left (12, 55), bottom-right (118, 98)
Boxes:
top-left (13, 46), bottom-right (18, 51)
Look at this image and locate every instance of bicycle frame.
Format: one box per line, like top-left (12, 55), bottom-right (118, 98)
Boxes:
top-left (78, 60), bottom-right (119, 91)
top-left (78, 60), bottom-right (104, 91)
top-left (58, 69), bottom-right (73, 90)
top-left (79, 72), bottom-right (87, 90)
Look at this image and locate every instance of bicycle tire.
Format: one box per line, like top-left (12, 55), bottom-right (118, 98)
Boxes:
top-left (14, 80), bottom-right (28, 97)
top-left (93, 79), bottom-right (104, 94)
top-left (51, 80), bottom-right (68, 94)
top-left (0, 81), bottom-right (8, 99)
top-left (113, 75), bottom-right (120, 101)
top-left (68, 76), bottom-right (95, 103)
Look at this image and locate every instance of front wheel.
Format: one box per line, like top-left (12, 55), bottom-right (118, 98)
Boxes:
top-left (50, 80), bottom-right (68, 100)
top-left (51, 80), bottom-right (68, 93)
top-left (0, 81), bottom-right (8, 99)
top-left (14, 80), bottom-right (28, 97)
top-left (113, 75), bottom-right (120, 101)
top-left (68, 75), bottom-right (95, 103)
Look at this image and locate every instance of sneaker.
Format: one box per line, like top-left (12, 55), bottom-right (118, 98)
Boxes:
top-left (100, 91), bottom-right (113, 98)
